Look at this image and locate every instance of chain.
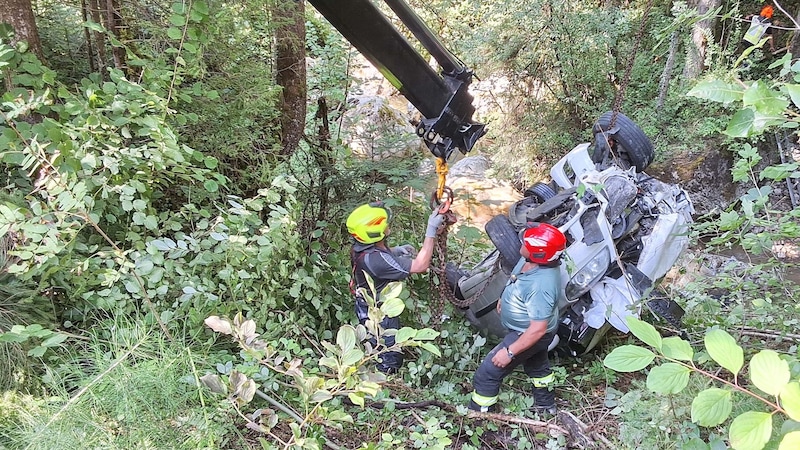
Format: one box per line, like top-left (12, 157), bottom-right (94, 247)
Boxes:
top-left (428, 219), bottom-right (502, 328)
top-left (610, 0), bottom-right (655, 127)
top-left (426, 155), bottom-right (505, 327)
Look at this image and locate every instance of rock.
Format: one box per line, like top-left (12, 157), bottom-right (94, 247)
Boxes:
top-left (341, 95), bottom-right (425, 160)
top-left (448, 176), bottom-right (522, 229)
top-left (648, 150), bottom-right (736, 216)
top-left (449, 155), bottom-right (490, 178)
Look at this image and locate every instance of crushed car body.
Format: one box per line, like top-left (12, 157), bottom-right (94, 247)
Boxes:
top-left (447, 112), bottom-right (694, 355)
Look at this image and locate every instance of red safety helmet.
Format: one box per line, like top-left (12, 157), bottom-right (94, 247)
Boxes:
top-left (521, 223), bottom-right (567, 264)
top-left (761, 5), bottom-right (774, 18)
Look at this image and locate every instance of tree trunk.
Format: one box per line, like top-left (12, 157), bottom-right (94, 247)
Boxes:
top-left (0, 0), bottom-right (44, 62)
top-left (86, 0), bottom-right (108, 78)
top-left (657, 31), bottom-right (679, 111)
top-left (81, 0), bottom-right (97, 73)
top-left (106, 0), bottom-right (126, 70)
top-left (274, 0), bottom-right (307, 157)
top-left (789, 7), bottom-right (800, 58)
top-left (683, 0), bottom-right (719, 80)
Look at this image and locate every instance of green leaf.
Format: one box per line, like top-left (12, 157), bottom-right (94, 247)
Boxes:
top-left (603, 345), bottom-right (656, 372)
top-left (414, 328), bottom-right (439, 340)
top-left (348, 392), bottom-right (365, 407)
top-left (381, 282), bottom-right (403, 301)
top-left (682, 438), bottom-right (710, 450)
top-left (729, 411), bottom-right (772, 450)
top-left (41, 333), bottom-right (68, 347)
top-left (646, 363), bottom-right (691, 394)
top-left (779, 431), bottom-right (800, 450)
top-left (626, 316), bottom-right (662, 350)
top-left (193, 0), bottom-right (209, 14)
top-left (380, 297), bottom-right (404, 318)
top-left (750, 350), bottom-right (789, 396)
top-left (785, 84), bottom-right (800, 109)
top-left (169, 14), bottom-right (186, 26)
top-left (27, 346), bottom-right (47, 357)
top-left (357, 381), bottom-right (380, 397)
top-left (687, 79), bottom-right (743, 104)
top-left (705, 329), bottom-right (743, 376)
top-left (143, 215), bottom-right (158, 230)
top-left (724, 109), bottom-right (755, 138)
top-left (780, 381), bottom-right (800, 421)
top-left (395, 327), bottom-right (416, 343)
top-left (310, 390), bottom-right (333, 403)
top-left (743, 80), bottom-right (790, 116)
top-left (319, 356), bottom-right (338, 370)
top-left (691, 388), bottom-right (733, 427)
top-left (341, 348), bottom-right (363, 367)
top-left (419, 342), bottom-right (441, 357)
top-left (336, 325), bottom-right (356, 353)
top-left (760, 163), bottom-right (798, 181)
top-left (167, 27), bottom-right (183, 40)
top-left (203, 180), bottom-right (218, 192)
top-left (661, 336), bottom-right (694, 361)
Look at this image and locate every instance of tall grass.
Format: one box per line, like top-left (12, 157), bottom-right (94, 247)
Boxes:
top-left (0, 319), bottom-right (245, 450)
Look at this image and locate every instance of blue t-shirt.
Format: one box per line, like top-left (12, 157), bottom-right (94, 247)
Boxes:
top-left (500, 258), bottom-right (561, 333)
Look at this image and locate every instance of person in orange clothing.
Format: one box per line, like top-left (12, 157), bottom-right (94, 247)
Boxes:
top-left (743, 4), bottom-right (776, 52)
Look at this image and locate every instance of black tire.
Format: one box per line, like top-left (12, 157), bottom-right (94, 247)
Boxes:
top-left (523, 182), bottom-right (557, 201)
top-left (510, 183), bottom-right (557, 228)
top-left (485, 215), bottom-right (521, 271)
top-left (593, 111), bottom-right (654, 172)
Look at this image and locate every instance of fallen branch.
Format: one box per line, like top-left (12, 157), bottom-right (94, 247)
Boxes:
top-left (559, 410), bottom-right (614, 449)
top-left (739, 326), bottom-right (800, 342)
top-left (356, 398), bottom-right (570, 435)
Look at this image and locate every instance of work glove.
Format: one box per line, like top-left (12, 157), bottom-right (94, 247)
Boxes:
top-left (425, 210), bottom-right (446, 238)
top-left (392, 244), bottom-right (417, 257)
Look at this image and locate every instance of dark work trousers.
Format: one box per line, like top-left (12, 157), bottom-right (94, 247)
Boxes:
top-left (356, 297), bottom-right (403, 373)
top-left (471, 330), bottom-right (555, 408)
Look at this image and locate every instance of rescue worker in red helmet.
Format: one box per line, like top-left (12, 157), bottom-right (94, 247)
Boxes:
top-left (468, 222), bottom-right (567, 414)
top-left (346, 201), bottom-right (445, 373)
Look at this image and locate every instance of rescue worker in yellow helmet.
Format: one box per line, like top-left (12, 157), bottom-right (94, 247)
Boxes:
top-left (346, 201), bottom-right (445, 373)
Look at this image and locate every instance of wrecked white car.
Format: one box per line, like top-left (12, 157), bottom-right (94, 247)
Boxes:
top-left (447, 112), bottom-right (694, 355)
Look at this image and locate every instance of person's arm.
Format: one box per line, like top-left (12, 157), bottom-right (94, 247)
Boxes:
top-left (492, 319), bottom-right (548, 368)
top-left (409, 211), bottom-right (445, 274)
top-left (409, 236), bottom-right (436, 273)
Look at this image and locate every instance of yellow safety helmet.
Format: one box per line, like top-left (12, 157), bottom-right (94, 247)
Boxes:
top-left (346, 201), bottom-right (392, 244)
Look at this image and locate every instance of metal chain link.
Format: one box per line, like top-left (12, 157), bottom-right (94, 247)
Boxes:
top-left (428, 220), bottom-right (501, 329)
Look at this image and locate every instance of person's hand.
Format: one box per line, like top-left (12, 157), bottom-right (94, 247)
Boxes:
top-left (491, 348), bottom-right (512, 368)
top-left (392, 244), bottom-right (417, 257)
top-left (425, 210), bottom-right (445, 238)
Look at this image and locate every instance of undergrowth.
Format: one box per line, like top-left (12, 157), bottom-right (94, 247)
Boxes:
top-left (0, 320), bottom-right (242, 450)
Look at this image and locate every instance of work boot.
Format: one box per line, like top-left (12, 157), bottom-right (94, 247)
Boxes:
top-left (467, 399), bottom-right (497, 413)
top-left (532, 403), bottom-right (558, 416)
top-left (531, 385), bottom-right (556, 416)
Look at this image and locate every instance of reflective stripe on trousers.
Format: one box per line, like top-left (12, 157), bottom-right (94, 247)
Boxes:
top-left (532, 372), bottom-right (554, 388)
top-left (471, 330), bottom-right (554, 407)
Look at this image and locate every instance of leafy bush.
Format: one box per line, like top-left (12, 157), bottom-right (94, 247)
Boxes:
top-left (201, 280), bottom-right (443, 448)
top-left (605, 316), bottom-right (800, 450)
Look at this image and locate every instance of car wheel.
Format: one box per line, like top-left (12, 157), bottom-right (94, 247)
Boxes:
top-left (485, 215), bottom-right (521, 271)
top-left (593, 111), bottom-right (654, 172)
top-left (523, 182), bottom-right (557, 201)
top-left (510, 183), bottom-right (557, 228)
